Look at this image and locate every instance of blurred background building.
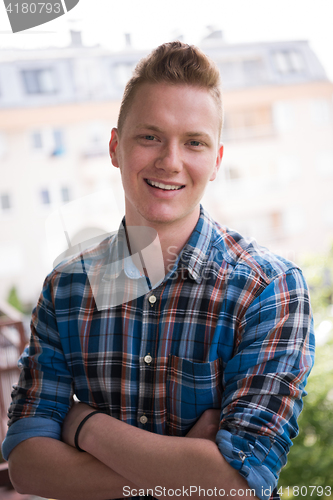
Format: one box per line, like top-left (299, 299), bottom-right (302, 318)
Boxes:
top-left (0, 29), bottom-right (333, 308)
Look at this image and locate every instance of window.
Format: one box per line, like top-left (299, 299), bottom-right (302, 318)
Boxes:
top-left (310, 99), bottom-right (332, 126)
top-left (1, 193), bottom-right (11, 211)
top-left (21, 68), bottom-right (57, 94)
top-left (273, 50), bottom-right (305, 74)
top-left (0, 244), bottom-right (23, 276)
top-left (223, 106), bottom-right (273, 137)
top-left (282, 207), bottom-right (306, 235)
top-left (61, 187), bottom-right (71, 203)
top-left (31, 131), bottom-right (43, 149)
top-left (242, 58), bottom-right (265, 83)
top-left (273, 101), bottom-right (295, 132)
top-left (0, 133), bottom-right (6, 159)
top-left (222, 164), bottom-right (240, 181)
top-left (277, 155), bottom-right (301, 182)
top-left (317, 151), bottom-right (333, 177)
top-left (52, 129), bottom-right (65, 156)
top-left (40, 189), bottom-right (51, 205)
top-left (113, 63), bottom-right (135, 87)
top-left (271, 211), bottom-right (282, 231)
top-left (219, 61), bottom-right (243, 86)
top-left (322, 202), bottom-right (333, 227)
top-left (82, 121), bottom-right (107, 157)
top-left (30, 128), bottom-right (65, 156)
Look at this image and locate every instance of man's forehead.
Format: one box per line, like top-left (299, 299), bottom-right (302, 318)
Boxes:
top-left (126, 83), bottom-right (219, 124)
top-left (132, 81), bottom-right (213, 100)
top-left (117, 81), bottom-right (222, 141)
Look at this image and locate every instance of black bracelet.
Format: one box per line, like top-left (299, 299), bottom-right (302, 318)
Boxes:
top-left (74, 410), bottom-right (104, 452)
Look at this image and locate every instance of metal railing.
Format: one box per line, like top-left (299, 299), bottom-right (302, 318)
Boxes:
top-left (0, 318), bottom-right (26, 447)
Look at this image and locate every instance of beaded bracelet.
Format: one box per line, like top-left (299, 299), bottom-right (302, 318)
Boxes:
top-left (74, 410), bottom-right (105, 452)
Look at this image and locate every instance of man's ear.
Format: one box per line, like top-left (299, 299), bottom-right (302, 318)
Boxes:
top-left (210, 143), bottom-right (224, 182)
top-left (109, 128), bottom-right (120, 168)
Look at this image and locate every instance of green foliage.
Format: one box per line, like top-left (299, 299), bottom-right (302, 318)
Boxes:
top-left (278, 246), bottom-right (333, 500)
top-left (279, 334), bottom-right (333, 498)
top-left (301, 245), bottom-right (333, 316)
top-left (6, 285), bottom-right (24, 313)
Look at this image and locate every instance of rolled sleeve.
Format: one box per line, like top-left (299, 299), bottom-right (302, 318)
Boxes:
top-left (1, 416), bottom-right (61, 461)
top-left (3, 273), bottom-right (74, 459)
top-left (8, 275), bottom-right (73, 424)
top-left (217, 268), bottom-right (315, 500)
top-left (216, 429), bottom-right (282, 500)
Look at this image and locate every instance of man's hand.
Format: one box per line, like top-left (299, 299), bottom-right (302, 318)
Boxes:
top-left (62, 401), bottom-right (95, 448)
top-left (186, 409), bottom-right (221, 442)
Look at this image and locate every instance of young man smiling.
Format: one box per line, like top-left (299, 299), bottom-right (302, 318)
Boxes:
top-left (2, 42), bottom-right (314, 500)
top-left (109, 81), bottom-right (223, 272)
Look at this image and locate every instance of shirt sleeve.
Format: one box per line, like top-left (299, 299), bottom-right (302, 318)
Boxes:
top-left (1, 273), bottom-right (74, 459)
top-left (216, 267), bottom-right (315, 500)
top-left (1, 416), bottom-right (61, 461)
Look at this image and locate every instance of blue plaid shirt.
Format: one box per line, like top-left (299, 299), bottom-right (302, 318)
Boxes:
top-left (2, 207), bottom-right (315, 500)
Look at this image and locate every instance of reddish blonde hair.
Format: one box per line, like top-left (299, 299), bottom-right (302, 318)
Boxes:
top-left (117, 41), bottom-right (223, 137)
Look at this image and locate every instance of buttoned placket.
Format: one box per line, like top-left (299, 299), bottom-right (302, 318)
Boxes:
top-left (137, 288), bottom-right (160, 429)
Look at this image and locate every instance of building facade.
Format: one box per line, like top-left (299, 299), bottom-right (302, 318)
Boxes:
top-left (0, 31), bottom-right (333, 305)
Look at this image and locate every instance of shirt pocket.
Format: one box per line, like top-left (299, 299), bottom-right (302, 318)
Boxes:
top-left (166, 355), bottom-right (223, 436)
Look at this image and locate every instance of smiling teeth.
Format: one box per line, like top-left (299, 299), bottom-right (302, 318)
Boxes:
top-left (147, 180), bottom-right (183, 191)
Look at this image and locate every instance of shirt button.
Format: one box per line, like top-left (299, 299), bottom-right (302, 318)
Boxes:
top-left (148, 295), bottom-right (157, 305)
top-left (140, 415), bottom-right (148, 425)
top-left (144, 354), bottom-right (152, 364)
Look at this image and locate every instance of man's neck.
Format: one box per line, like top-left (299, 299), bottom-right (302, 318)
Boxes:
top-left (125, 209), bottom-right (200, 281)
top-left (157, 218), bottom-right (197, 272)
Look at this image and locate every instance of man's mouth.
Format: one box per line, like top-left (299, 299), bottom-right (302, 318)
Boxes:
top-left (145, 179), bottom-right (185, 191)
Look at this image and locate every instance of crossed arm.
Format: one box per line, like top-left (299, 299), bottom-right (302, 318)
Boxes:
top-left (7, 267), bottom-right (314, 500)
top-left (8, 405), bottom-right (253, 500)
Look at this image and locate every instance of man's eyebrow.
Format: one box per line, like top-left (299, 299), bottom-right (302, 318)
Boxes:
top-left (135, 124), bottom-right (211, 140)
top-left (135, 124), bottom-right (163, 132)
top-left (184, 131), bottom-right (211, 140)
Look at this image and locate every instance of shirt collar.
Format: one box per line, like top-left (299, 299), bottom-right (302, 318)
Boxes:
top-left (101, 206), bottom-right (216, 285)
top-left (101, 219), bottom-right (145, 282)
top-left (178, 206), bottom-right (216, 284)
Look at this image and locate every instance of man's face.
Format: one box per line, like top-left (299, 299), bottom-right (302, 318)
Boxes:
top-left (109, 82), bottom-right (223, 228)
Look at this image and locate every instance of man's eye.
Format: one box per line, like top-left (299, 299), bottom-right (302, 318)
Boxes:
top-left (144, 135), bottom-right (156, 141)
top-left (189, 140), bottom-right (202, 147)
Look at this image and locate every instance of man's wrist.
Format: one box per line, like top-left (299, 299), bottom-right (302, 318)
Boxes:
top-left (79, 412), bottom-right (109, 453)
top-left (75, 410), bottom-right (105, 452)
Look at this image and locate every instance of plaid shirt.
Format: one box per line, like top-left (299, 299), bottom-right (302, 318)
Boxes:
top-left (2, 207), bottom-right (315, 500)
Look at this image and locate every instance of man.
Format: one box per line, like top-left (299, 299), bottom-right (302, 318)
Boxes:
top-left (2, 42), bottom-right (314, 500)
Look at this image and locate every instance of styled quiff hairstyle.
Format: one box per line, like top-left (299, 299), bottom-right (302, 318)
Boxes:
top-left (117, 41), bottom-right (223, 138)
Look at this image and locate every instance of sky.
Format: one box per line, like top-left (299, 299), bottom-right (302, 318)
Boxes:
top-left (0, 0), bottom-right (333, 80)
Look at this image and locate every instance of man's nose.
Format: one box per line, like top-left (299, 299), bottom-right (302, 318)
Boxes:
top-left (155, 142), bottom-right (182, 172)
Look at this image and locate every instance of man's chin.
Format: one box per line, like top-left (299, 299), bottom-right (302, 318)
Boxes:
top-left (138, 211), bottom-right (183, 227)
top-left (125, 201), bottom-right (200, 228)
top-left (140, 207), bottom-right (200, 228)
